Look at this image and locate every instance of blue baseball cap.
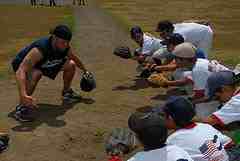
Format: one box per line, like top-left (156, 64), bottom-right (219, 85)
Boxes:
top-left (207, 71), bottom-right (235, 99)
top-left (161, 96), bottom-right (195, 127)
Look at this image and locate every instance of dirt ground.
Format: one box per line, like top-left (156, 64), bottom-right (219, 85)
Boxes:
top-left (0, 1), bottom-right (164, 161)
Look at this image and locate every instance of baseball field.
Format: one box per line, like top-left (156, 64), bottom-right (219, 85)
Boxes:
top-left (0, 0), bottom-right (239, 161)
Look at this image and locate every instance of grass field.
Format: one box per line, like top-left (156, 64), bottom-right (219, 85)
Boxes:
top-left (0, 5), bottom-right (74, 79)
top-left (97, 0), bottom-right (240, 66)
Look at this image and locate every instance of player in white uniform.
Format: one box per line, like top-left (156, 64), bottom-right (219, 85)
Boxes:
top-left (155, 96), bottom-right (233, 161)
top-left (161, 43), bottom-right (229, 117)
top-left (201, 71), bottom-right (240, 128)
top-left (150, 43), bottom-right (227, 95)
top-left (130, 26), bottom-right (164, 65)
top-left (156, 20), bottom-right (213, 56)
top-left (128, 111), bottom-right (194, 161)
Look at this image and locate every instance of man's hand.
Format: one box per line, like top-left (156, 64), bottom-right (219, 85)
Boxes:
top-left (20, 95), bottom-right (36, 107)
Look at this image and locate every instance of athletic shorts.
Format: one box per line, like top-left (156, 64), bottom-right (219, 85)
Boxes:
top-left (11, 58), bottom-right (67, 80)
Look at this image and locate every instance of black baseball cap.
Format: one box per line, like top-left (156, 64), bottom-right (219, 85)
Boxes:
top-left (163, 33), bottom-right (184, 46)
top-left (51, 25), bottom-right (72, 41)
top-left (128, 111), bottom-right (167, 146)
top-left (163, 96), bottom-right (195, 127)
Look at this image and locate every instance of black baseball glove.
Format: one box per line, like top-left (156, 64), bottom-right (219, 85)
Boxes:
top-left (113, 46), bottom-right (132, 59)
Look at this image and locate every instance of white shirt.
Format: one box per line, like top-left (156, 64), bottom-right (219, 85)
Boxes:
top-left (192, 59), bottom-right (229, 92)
top-left (192, 59), bottom-right (211, 91)
top-left (127, 145), bottom-right (194, 161)
top-left (167, 123), bottom-right (232, 161)
top-left (173, 23), bottom-right (213, 54)
top-left (213, 92), bottom-right (240, 125)
top-left (137, 33), bottom-right (164, 56)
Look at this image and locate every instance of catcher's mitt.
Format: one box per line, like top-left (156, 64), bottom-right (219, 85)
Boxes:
top-left (140, 68), bottom-right (152, 78)
top-left (113, 46), bottom-right (132, 59)
top-left (147, 73), bottom-right (168, 87)
top-left (139, 64), bottom-right (158, 78)
top-left (105, 128), bottom-right (137, 156)
top-left (80, 72), bottom-right (96, 92)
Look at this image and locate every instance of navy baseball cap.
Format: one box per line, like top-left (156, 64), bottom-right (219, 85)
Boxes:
top-left (130, 26), bottom-right (143, 38)
top-left (207, 71), bottom-right (236, 99)
top-left (162, 96), bottom-right (195, 127)
top-left (52, 25), bottom-right (72, 41)
top-left (164, 33), bottom-right (184, 46)
top-left (128, 111), bottom-right (167, 145)
top-left (128, 111), bottom-right (165, 133)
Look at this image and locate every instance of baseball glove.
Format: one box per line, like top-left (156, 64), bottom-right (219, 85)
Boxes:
top-left (139, 64), bottom-right (157, 78)
top-left (80, 72), bottom-right (96, 92)
top-left (140, 68), bottom-right (152, 78)
top-left (105, 128), bottom-right (137, 156)
top-left (147, 73), bottom-right (168, 87)
top-left (113, 46), bottom-right (132, 59)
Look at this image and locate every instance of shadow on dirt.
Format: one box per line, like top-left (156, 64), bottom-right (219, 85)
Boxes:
top-left (112, 78), bottom-right (159, 91)
top-left (9, 97), bottom-right (95, 132)
top-left (151, 87), bottom-right (188, 101)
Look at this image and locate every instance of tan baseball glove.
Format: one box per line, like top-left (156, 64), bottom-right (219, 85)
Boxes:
top-left (148, 73), bottom-right (169, 87)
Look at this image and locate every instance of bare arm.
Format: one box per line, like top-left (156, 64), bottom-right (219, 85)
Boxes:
top-left (16, 48), bottom-right (43, 101)
top-left (165, 79), bottom-right (189, 86)
top-left (154, 61), bottom-right (177, 72)
top-left (68, 48), bottom-right (87, 72)
top-left (191, 95), bottom-right (209, 104)
top-left (194, 115), bottom-right (224, 129)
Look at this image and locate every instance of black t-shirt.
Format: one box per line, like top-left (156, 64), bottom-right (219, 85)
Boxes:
top-left (12, 36), bottom-right (69, 72)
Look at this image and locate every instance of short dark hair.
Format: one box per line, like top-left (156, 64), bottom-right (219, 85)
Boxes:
top-left (156, 20), bottom-right (174, 33)
top-left (130, 26), bottom-right (143, 38)
top-left (166, 33), bottom-right (184, 46)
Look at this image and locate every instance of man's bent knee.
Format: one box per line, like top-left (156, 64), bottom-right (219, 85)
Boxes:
top-left (63, 60), bottom-right (76, 71)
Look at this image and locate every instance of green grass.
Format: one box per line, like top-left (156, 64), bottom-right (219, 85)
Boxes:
top-left (98, 0), bottom-right (240, 66)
